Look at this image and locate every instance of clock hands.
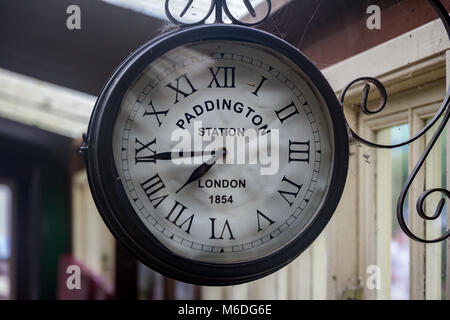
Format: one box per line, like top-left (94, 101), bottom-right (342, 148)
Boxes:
top-left (176, 148), bottom-right (226, 194)
top-left (154, 150), bottom-right (217, 160)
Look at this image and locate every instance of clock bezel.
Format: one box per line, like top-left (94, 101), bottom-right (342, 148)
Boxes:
top-left (85, 24), bottom-right (349, 285)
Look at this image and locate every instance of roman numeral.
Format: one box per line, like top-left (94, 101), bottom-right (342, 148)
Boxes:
top-left (275, 101), bottom-right (299, 123)
top-left (166, 73), bottom-right (198, 104)
top-left (135, 137), bottom-right (156, 164)
top-left (208, 67), bottom-right (236, 88)
top-left (289, 140), bottom-right (310, 163)
top-left (278, 176), bottom-right (303, 207)
top-left (252, 76), bottom-right (268, 96)
top-left (140, 173), bottom-right (168, 208)
top-left (143, 100), bottom-right (168, 127)
top-left (166, 201), bottom-right (194, 234)
top-left (209, 218), bottom-right (235, 240)
top-left (256, 210), bottom-right (275, 232)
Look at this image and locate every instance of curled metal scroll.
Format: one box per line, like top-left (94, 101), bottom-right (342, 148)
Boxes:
top-left (165, 0), bottom-right (271, 26)
top-left (340, 0), bottom-right (450, 243)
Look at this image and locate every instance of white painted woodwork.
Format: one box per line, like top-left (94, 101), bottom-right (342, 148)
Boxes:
top-left (0, 68), bottom-right (95, 138)
top-left (425, 120), bottom-right (444, 300)
top-left (375, 129), bottom-right (392, 300)
top-left (323, 19), bottom-right (450, 94)
top-left (72, 171), bottom-right (116, 288)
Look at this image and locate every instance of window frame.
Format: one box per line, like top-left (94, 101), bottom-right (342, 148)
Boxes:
top-left (321, 17), bottom-right (450, 300)
top-left (358, 77), bottom-right (445, 299)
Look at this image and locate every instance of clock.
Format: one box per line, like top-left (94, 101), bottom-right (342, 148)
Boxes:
top-left (83, 24), bottom-right (349, 285)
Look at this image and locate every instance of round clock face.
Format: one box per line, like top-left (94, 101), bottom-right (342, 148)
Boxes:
top-left (113, 40), bottom-right (333, 263)
top-left (87, 25), bottom-right (348, 284)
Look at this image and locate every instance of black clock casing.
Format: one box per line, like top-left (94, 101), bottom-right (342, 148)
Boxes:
top-left (83, 24), bottom-right (349, 285)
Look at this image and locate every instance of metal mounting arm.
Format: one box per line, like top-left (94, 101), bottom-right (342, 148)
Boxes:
top-left (165, 0), bottom-right (271, 26)
top-left (340, 0), bottom-right (450, 243)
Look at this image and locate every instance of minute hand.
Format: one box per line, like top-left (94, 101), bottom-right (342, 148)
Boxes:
top-left (154, 150), bottom-right (216, 160)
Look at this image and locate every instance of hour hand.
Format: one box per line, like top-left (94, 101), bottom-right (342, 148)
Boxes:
top-left (175, 148), bottom-right (226, 194)
top-left (154, 150), bottom-right (216, 160)
top-left (176, 158), bottom-right (216, 194)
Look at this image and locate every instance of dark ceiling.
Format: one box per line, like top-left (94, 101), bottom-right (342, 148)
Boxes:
top-left (0, 0), bottom-right (165, 96)
top-left (0, 0), bottom-right (378, 96)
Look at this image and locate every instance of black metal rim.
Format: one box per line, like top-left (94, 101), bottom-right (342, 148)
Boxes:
top-left (85, 24), bottom-right (349, 285)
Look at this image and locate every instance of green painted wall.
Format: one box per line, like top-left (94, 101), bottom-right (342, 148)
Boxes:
top-left (39, 162), bottom-right (69, 299)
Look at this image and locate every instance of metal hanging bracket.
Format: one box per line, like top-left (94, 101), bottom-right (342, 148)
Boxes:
top-left (165, 0), bottom-right (271, 26)
top-left (164, 0), bottom-right (450, 243)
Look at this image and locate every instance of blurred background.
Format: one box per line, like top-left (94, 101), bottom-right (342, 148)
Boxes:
top-left (0, 0), bottom-right (448, 300)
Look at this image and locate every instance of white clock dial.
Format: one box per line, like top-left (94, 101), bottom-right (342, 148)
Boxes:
top-left (112, 40), bottom-right (334, 263)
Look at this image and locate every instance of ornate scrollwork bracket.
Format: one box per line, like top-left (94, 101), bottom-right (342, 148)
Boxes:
top-left (165, 0), bottom-right (449, 243)
top-left (340, 0), bottom-right (450, 243)
top-left (165, 0), bottom-right (271, 26)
